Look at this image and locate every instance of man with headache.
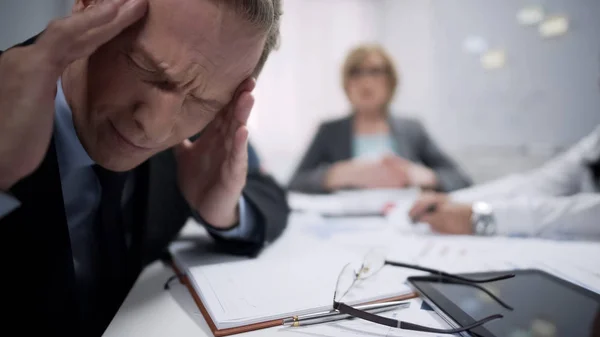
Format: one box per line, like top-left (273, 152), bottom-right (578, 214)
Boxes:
top-left (0, 0), bottom-right (288, 336)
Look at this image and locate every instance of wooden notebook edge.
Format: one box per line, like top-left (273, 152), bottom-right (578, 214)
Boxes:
top-left (170, 262), bottom-right (418, 337)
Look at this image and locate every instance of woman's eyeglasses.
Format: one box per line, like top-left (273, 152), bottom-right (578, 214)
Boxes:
top-left (332, 249), bottom-right (515, 334)
top-left (348, 66), bottom-right (389, 79)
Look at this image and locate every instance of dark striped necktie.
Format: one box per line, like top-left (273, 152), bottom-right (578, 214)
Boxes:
top-left (91, 164), bottom-right (130, 334)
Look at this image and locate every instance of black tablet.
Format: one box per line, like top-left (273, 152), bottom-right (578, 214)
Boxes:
top-left (407, 269), bottom-right (600, 337)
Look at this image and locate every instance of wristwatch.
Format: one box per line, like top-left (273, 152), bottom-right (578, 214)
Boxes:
top-left (471, 201), bottom-right (496, 236)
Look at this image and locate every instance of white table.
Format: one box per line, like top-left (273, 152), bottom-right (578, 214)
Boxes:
top-left (103, 210), bottom-right (600, 337)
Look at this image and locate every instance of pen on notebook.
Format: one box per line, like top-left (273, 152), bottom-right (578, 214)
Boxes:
top-left (282, 301), bottom-right (410, 327)
top-left (410, 204), bottom-right (437, 224)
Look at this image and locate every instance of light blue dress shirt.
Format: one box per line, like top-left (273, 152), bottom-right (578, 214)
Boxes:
top-left (0, 80), bottom-right (257, 277)
top-left (352, 133), bottom-right (399, 160)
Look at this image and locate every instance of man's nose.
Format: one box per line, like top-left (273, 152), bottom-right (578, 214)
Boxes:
top-left (133, 91), bottom-right (183, 144)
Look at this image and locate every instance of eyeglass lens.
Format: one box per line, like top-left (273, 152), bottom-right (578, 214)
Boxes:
top-left (349, 67), bottom-right (388, 78)
top-left (334, 250), bottom-right (387, 303)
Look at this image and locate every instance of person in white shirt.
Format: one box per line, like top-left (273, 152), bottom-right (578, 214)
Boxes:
top-left (408, 124), bottom-right (600, 240)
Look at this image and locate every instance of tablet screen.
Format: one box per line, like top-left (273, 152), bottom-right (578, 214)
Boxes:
top-left (411, 270), bottom-right (600, 337)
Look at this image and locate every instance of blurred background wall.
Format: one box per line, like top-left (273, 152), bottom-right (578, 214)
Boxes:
top-left (2, 0), bottom-right (599, 185)
top-left (253, 0), bottom-right (600, 184)
top-left (0, 0), bottom-right (72, 49)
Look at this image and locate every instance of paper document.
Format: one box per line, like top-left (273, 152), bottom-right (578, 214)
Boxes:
top-left (185, 248), bottom-right (414, 329)
top-left (288, 188), bottom-right (419, 217)
top-left (386, 236), bottom-right (600, 293)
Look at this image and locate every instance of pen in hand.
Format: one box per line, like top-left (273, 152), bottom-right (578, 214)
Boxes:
top-left (410, 204), bottom-right (437, 224)
top-left (282, 301), bottom-right (410, 327)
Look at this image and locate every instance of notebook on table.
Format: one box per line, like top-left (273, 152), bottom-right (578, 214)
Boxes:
top-left (169, 243), bottom-right (416, 336)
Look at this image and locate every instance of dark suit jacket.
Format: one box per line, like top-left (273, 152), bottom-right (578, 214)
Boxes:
top-left (0, 39), bottom-right (289, 337)
top-left (289, 116), bottom-right (472, 193)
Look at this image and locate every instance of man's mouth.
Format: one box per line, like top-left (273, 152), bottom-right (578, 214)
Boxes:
top-left (109, 121), bottom-right (154, 151)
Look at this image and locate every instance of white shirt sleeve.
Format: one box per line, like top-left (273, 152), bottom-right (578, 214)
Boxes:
top-left (491, 194), bottom-right (600, 240)
top-left (449, 126), bottom-right (600, 240)
top-left (0, 192), bottom-right (21, 219)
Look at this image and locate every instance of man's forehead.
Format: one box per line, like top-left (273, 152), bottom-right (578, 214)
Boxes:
top-left (142, 0), bottom-right (265, 62)
top-left (134, 0), bottom-right (266, 98)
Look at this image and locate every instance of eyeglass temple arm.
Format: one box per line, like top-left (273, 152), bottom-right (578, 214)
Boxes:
top-left (384, 260), bottom-right (514, 283)
top-left (334, 302), bottom-right (397, 328)
top-left (335, 302), bottom-right (503, 334)
top-left (399, 314), bottom-right (503, 334)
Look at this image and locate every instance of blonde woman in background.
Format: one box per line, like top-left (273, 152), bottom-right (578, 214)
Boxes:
top-left (289, 44), bottom-right (471, 193)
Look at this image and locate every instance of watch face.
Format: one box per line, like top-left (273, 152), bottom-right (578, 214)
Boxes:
top-left (473, 201), bottom-right (492, 215)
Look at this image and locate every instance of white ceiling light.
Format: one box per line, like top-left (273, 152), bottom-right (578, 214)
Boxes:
top-left (517, 6), bottom-right (545, 26)
top-left (481, 50), bottom-right (506, 70)
top-left (539, 15), bottom-right (569, 38)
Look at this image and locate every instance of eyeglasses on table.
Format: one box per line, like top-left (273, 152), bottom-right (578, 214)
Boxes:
top-left (332, 249), bottom-right (515, 335)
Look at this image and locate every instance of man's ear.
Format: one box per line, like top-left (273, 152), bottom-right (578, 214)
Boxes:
top-left (72, 0), bottom-right (101, 14)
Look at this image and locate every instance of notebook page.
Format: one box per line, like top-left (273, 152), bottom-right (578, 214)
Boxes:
top-left (187, 249), bottom-right (414, 329)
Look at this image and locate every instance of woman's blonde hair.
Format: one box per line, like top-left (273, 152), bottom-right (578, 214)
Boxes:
top-left (341, 44), bottom-right (399, 106)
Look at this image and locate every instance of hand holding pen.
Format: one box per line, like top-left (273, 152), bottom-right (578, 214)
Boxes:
top-left (409, 192), bottom-right (449, 224)
top-left (409, 192), bottom-right (475, 235)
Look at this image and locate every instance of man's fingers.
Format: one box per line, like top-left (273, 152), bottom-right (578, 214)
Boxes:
top-left (228, 126), bottom-right (249, 178)
top-left (78, 0), bottom-right (148, 58)
top-left (408, 196), bottom-right (437, 219)
top-left (216, 78), bottom-right (254, 154)
top-left (420, 213), bottom-right (444, 232)
top-left (37, 0), bottom-right (122, 66)
top-left (37, 0), bottom-right (148, 71)
top-left (233, 91), bottom-right (255, 125)
top-left (237, 77), bottom-right (257, 98)
top-left (222, 91), bottom-right (253, 152)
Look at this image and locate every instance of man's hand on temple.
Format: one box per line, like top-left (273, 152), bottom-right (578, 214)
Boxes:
top-left (175, 78), bottom-right (256, 229)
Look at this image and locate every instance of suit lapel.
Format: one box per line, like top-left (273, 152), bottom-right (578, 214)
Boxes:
top-left (388, 117), bottom-right (413, 159)
top-left (336, 117), bottom-right (353, 161)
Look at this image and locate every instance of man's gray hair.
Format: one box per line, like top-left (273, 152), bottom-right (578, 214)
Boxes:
top-left (222, 0), bottom-right (283, 78)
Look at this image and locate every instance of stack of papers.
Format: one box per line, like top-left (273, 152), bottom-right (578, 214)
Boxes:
top-left (288, 188), bottom-right (420, 217)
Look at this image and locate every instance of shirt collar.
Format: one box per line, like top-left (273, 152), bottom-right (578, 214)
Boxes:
top-left (54, 79), bottom-right (95, 177)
